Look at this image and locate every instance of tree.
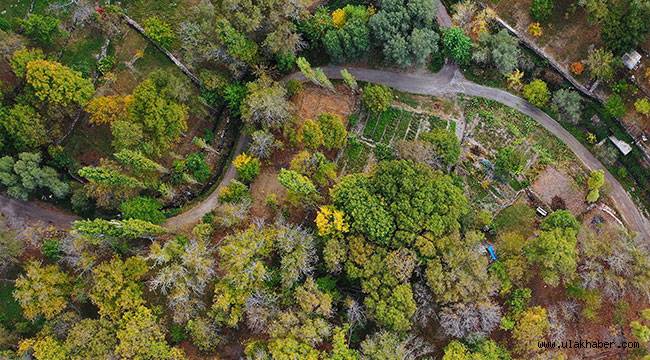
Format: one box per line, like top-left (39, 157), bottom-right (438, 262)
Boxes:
top-left (143, 16), bottom-right (175, 48)
top-left (586, 169), bottom-right (605, 203)
top-left (296, 57), bottom-right (335, 91)
top-left (530, 0), bottom-right (554, 22)
top-left (278, 168), bottom-right (320, 204)
top-left (439, 300), bottom-right (502, 338)
top-left (605, 94), bottom-right (626, 118)
top-left (85, 95), bottom-right (133, 125)
top-left (369, 0), bottom-right (440, 67)
top-left (601, 0), bottom-right (650, 54)
top-left (473, 29), bottom-right (521, 74)
top-left (361, 331), bottom-right (434, 360)
top-left (299, 119), bottom-right (324, 149)
top-left (290, 151), bottom-right (336, 187)
top-left (115, 305), bottom-right (185, 359)
top-left (316, 206), bottom-right (349, 238)
top-left (114, 149), bottom-right (167, 175)
top-left (25, 60), bottom-right (94, 108)
top-left (362, 84), bottom-right (392, 114)
top-left (0, 104), bottom-right (47, 151)
top-left (9, 47), bottom-right (44, 78)
top-left (442, 339), bottom-right (510, 359)
top-left (120, 196), bottom-right (165, 224)
top-left (526, 226), bottom-right (578, 286)
top-left (634, 98), bottom-right (650, 117)
top-left (233, 153), bottom-right (261, 183)
top-left (64, 319), bottom-right (117, 360)
top-left (419, 128), bottom-right (461, 167)
top-left (495, 146), bottom-right (526, 177)
top-left (215, 18), bottom-right (259, 65)
top-left (586, 48), bottom-right (615, 81)
top-left (443, 27), bottom-right (472, 66)
top-left (0, 152), bottom-right (69, 201)
top-left (148, 237), bottom-right (216, 323)
top-left (512, 306), bottom-right (550, 354)
top-left (14, 261), bottom-right (71, 320)
top-left (184, 152), bottom-right (211, 183)
top-left (249, 130), bottom-right (277, 159)
top-left (522, 79), bottom-right (550, 107)
top-left (114, 72), bottom-right (188, 157)
top-left (90, 256), bottom-right (148, 320)
top-left (341, 69), bottom-right (358, 90)
top-left (73, 219), bottom-right (165, 245)
top-left (21, 14), bottom-right (61, 45)
top-left (552, 89), bottom-right (583, 124)
top-left (317, 113), bottom-right (347, 150)
top-left (18, 336), bottom-right (67, 360)
top-left (186, 317), bottom-right (220, 352)
top-left (241, 76), bottom-right (291, 128)
top-left (323, 5), bottom-right (371, 62)
top-left (78, 163), bottom-right (143, 208)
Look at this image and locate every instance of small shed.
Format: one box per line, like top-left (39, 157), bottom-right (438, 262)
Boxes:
top-left (609, 136), bottom-right (633, 155)
top-left (622, 50), bottom-right (642, 70)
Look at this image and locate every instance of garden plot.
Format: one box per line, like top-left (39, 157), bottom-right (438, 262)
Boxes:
top-left (361, 107), bottom-right (455, 145)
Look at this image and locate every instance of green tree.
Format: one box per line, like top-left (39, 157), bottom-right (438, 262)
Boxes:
top-left (442, 27), bottom-right (472, 66)
top-left (522, 79), bottom-right (550, 107)
top-left (21, 14), bottom-right (61, 45)
top-left (323, 5), bottom-right (371, 62)
top-left (0, 104), bottom-right (47, 151)
top-left (232, 153), bottom-right (261, 184)
top-left (186, 317), bottom-right (220, 352)
top-left (586, 169), bottom-right (605, 203)
top-left (474, 29), bottom-right (521, 74)
top-left (526, 226), bottom-right (578, 287)
top-left (116, 305), bottom-right (185, 359)
top-left (14, 261), bottom-right (71, 320)
top-left (120, 196), bottom-right (165, 224)
top-left (143, 16), bottom-right (175, 48)
top-left (114, 149), bottom-right (167, 175)
top-left (420, 128), bottom-right (461, 167)
top-left (601, 0), bottom-right (650, 54)
top-left (0, 152), bottom-right (69, 201)
top-left (90, 256), bottom-right (148, 320)
top-left (495, 146), bottom-right (526, 177)
top-left (278, 168), bottom-right (321, 204)
top-left (215, 18), bottom-right (259, 65)
top-left (64, 319), bottom-right (117, 360)
top-left (552, 89), bottom-right (583, 124)
top-left (299, 119), bottom-right (324, 149)
top-left (114, 73), bottom-right (188, 157)
top-left (605, 94), bottom-right (626, 118)
top-left (362, 84), bottom-right (392, 114)
top-left (78, 163), bottom-right (143, 208)
top-left (317, 113), bottom-right (347, 150)
top-left (530, 0), bottom-right (554, 22)
top-left (369, 0), bottom-right (440, 67)
top-left (635, 98), bottom-right (650, 116)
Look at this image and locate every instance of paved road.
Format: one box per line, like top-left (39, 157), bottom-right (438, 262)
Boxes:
top-left (163, 134), bottom-right (250, 230)
top-left (0, 194), bottom-right (78, 229)
top-left (308, 64), bottom-right (650, 240)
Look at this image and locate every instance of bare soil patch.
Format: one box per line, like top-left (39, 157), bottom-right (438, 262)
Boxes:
top-left (292, 83), bottom-right (357, 121)
top-left (531, 166), bottom-right (587, 216)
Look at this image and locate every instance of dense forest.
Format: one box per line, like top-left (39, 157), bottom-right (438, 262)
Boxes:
top-left (1, 0), bottom-right (650, 359)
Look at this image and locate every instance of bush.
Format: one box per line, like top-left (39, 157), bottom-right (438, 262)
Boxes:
top-left (523, 79), bottom-right (550, 108)
top-left (143, 16), bottom-right (175, 48)
top-left (317, 113), bottom-right (347, 150)
top-left (530, 0), bottom-right (554, 22)
top-left (443, 27), bottom-right (472, 66)
top-left (41, 240), bottom-right (61, 261)
top-left (232, 153), bottom-right (261, 183)
top-left (362, 84), bottom-right (392, 113)
top-left (495, 146), bottom-right (526, 177)
top-left (299, 119), bottom-right (324, 149)
top-left (285, 79), bottom-right (303, 98)
top-left (21, 14), bottom-right (61, 45)
top-left (185, 153), bottom-right (211, 183)
top-left (218, 180), bottom-right (250, 204)
top-left (275, 52), bottom-right (296, 73)
top-left (605, 95), bottom-right (626, 118)
top-left (119, 196), bottom-right (166, 224)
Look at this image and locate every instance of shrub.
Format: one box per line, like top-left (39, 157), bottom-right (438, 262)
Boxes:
top-left (362, 84), bottom-right (392, 113)
top-left (495, 146), bottom-right (526, 177)
top-left (530, 0), bottom-right (554, 22)
top-left (218, 180), bottom-right (250, 204)
top-left (120, 196), bottom-right (166, 224)
top-left (185, 152), bottom-right (211, 183)
top-left (317, 113), bottom-right (347, 150)
top-left (232, 153), bottom-right (261, 183)
top-left (21, 14), bottom-right (61, 45)
top-left (143, 16), bottom-right (175, 48)
top-left (523, 79), bottom-right (550, 108)
top-left (634, 98), bottom-right (650, 117)
top-left (604, 95), bottom-right (626, 118)
top-left (285, 79), bottom-right (303, 98)
top-left (299, 119), bottom-right (324, 149)
top-left (42, 240), bottom-right (61, 261)
top-left (442, 27), bottom-right (472, 65)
